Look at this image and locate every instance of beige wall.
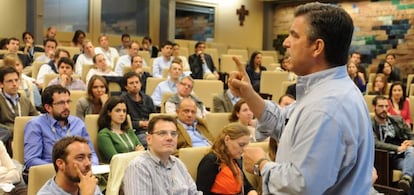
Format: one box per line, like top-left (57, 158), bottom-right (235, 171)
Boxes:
top-left (0, 0), bottom-right (26, 39)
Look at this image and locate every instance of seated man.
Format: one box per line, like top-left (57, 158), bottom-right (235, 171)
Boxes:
top-left (38, 136), bottom-right (102, 194)
top-left (175, 98), bottom-right (214, 150)
top-left (37, 49), bottom-right (70, 88)
top-left (212, 71), bottom-right (240, 112)
top-left (34, 38), bottom-right (57, 63)
top-left (165, 76), bottom-right (208, 118)
top-left (0, 37), bottom-right (29, 68)
top-left (152, 41), bottom-right (173, 78)
top-left (372, 95), bottom-right (414, 193)
top-left (94, 35), bottom-right (119, 69)
top-left (188, 41), bottom-right (219, 80)
top-left (85, 54), bottom-right (117, 85)
top-left (74, 39), bottom-right (95, 75)
top-left (121, 72), bottom-right (155, 148)
top-left (151, 59), bottom-right (183, 108)
top-left (115, 41), bottom-right (147, 75)
top-left (48, 57), bottom-right (86, 90)
top-left (123, 115), bottom-right (202, 194)
top-left (24, 85), bottom-right (99, 176)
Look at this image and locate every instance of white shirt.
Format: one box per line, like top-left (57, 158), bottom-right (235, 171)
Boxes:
top-left (75, 54), bottom-right (94, 75)
top-left (85, 68), bottom-right (118, 85)
top-left (95, 47), bottom-right (119, 69)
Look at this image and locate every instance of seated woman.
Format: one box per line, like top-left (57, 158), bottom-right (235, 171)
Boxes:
top-left (377, 61), bottom-right (401, 83)
top-left (276, 55), bottom-right (297, 81)
top-left (368, 73), bottom-right (388, 96)
top-left (196, 123), bottom-right (258, 195)
top-left (229, 99), bottom-right (256, 142)
top-left (388, 82), bottom-right (411, 126)
top-left (70, 30), bottom-right (86, 52)
top-left (76, 75), bottom-right (109, 121)
top-left (347, 61), bottom-right (366, 92)
top-left (97, 96), bottom-right (145, 163)
top-left (246, 51), bottom-right (267, 93)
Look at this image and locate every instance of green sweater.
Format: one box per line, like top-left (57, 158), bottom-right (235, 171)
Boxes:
top-left (98, 128), bottom-right (142, 163)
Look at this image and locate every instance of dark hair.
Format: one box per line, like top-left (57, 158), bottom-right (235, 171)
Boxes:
top-left (0, 66), bottom-right (19, 83)
top-left (42, 84), bottom-right (70, 107)
top-left (7, 37), bottom-right (19, 44)
top-left (55, 48), bottom-right (70, 59)
top-left (98, 96), bottom-right (129, 131)
top-left (121, 33), bottom-right (130, 40)
top-left (385, 53), bottom-right (396, 59)
top-left (92, 53), bottom-right (104, 64)
top-left (57, 57), bottom-right (75, 69)
top-left (87, 75), bottom-right (108, 101)
top-left (0, 38), bottom-right (8, 49)
top-left (22, 31), bottom-right (34, 41)
top-left (52, 136), bottom-right (88, 172)
top-left (72, 30), bottom-right (86, 45)
top-left (172, 42), bottom-right (179, 47)
top-left (142, 36), bottom-right (152, 44)
top-left (147, 115), bottom-right (177, 134)
top-left (278, 94), bottom-right (295, 104)
top-left (128, 41), bottom-right (140, 49)
top-left (43, 38), bottom-right (58, 47)
top-left (194, 41), bottom-right (205, 49)
top-left (160, 40), bottom-right (173, 49)
top-left (130, 54), bottom-right (142, 64)
top-left (123, 71), bottom-right (141, 87)
top-left (229, 99), bottom-right (246, 122)
top-left (295, 2), bottom-right (354, 67)
top-left (372, 95), bottom-right (388, 106)
top-left (247, 51), bottom-right (262, 69)
top-left (389, 81), bottom-right (406, 110)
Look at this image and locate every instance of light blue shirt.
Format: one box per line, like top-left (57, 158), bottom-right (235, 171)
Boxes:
top-left (38, 177), bottom-right (102, 195)
top-left (115, 54), bottom-right (148, 75)
top-left (150, 79), bottom-right (178, 106)
top-left (24, 114), bottom-right (99, 170)
top-left (152, 56), bottom-right (173, 78)
top-left (178, 120), bottom-right (210, 147)
top-left (256, 66), bottom-right (374, 194)
top-left (226, 90), bottom-right (240, 105)
top-left (123, 151), bottom-right (202, 195)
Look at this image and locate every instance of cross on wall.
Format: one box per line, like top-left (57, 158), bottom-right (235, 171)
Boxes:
top-left (237, 5), bottom-right (249, 26)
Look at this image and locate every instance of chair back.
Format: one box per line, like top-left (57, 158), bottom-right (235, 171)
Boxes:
top-left (13, 116), bottom-right (35, 164)
top-left (145, 77), bottom-right (166, 95)
top-left (219, 54), bottom-right (243, 74)
top-left (106, 151), bottom-right (145, 195)
top-left (27, 163), bottom-right (55, 195)
top-left (178, 146), bottom-right (211, 181)
top-left (31, 61), bottom-right (45, 80)
top-left (205, 113), bottom-right (231, 139)
top-left (192, 79), bottom-right (223, 110)
top-left (260, 71), bottom-right (289, 102)
top-left (43, 73), bottom-right (58, 89)
top-left (69, 90), bottom-right (87, 116)
top-left (81, 64), bottom-right (94, 83)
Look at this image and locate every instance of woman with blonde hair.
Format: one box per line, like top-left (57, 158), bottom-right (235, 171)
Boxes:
top-left (368, 73), bottom-right (388, 95)
top-left (196, 123), bottom-right (258, 195)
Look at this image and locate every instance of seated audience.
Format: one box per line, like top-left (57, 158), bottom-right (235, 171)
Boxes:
top-left (94, 35), bottom-right (119, 69)
top-left (38, 136), bottom-right (102, 194)
top-left (97, 96), bottom-right (145, 163)
top-left (129, 55), bottom-right (151, 93)
top-left (347, 61), bottom-right (366, 92)
top-left (378, 61), bottom-right (401, 83)
top-left (228, 99), bottom-right (256, 142)
top-left (114, 41), bottom-right (147, 75)
top-left (196, 123), bottom-right (257, 195)
top-left (188, 41), bottom-right (219, 80)
top-left (276, 55), bottom-right (297, 81)
top-left (0, 37), bottom-right (29, 68)
top-left (34, 38), bottom-right (57, 63)
top-left (20, 32), bottom-right (44, 64)
top-left (213, 71), bottom-right (240, 112)
top-left (175, 98), bottom-right (214, 150)
top-left (121, 72), bottom-right (155, 148)
top-left (123, 115), bottom-right (201, 194)
top-left (278, 94), bottom-right (295, 108)
top-left (116, 33), bottom-right (130, 56)
top-left (172, 43), bottom-right (190, 71)
top-left (48, 57), bottom-right (86, 90)
top-left (377, 53), bottom-right (402, 80)
top-left (165, 76), bottom-right (208, 118)
top-left (85, 54), bottom-right (117, 85)
top-left (246, 51), bottom-right (267, 93)
top-left (37, 49), bottom-right (70, 87)
top-left (368, 73), bottom-right (388, 95)
top-left (371, 95), bottom-right (414, 193)
top-left (388, 82), bottom-right (411, 126)
top-left (151, 59), bottom-right (183, 108)
top-left (349, 51), bottom-right (367, 81)
top-left (152, 41), bottom-right (173, 78)
top-left (74, 39), bottom-right (95, 75)
top-left (76, 75), bottom-right (109, 121)
top-left (24, 85), bottom-right (99, 180)
top-left (44, 26), bottom-right (57, 42)
top-left (70, 30), bottom-right (86, 52)
top-left (3, 55), bottom-right (41, 107)
top-left (141, 36), bottom-right (159, 58)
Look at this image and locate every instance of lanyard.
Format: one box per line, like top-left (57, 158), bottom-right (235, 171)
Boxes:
top-left (115, 132), bottom-right (135, 151)
top-left (1, 92), bottom-right (21, 117)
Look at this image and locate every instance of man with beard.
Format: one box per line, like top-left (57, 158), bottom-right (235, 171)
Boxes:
top-left (24, 85), bottom-right (98, 182)
top-left (372, 95), bottom-right (414, 193)
top-left (38, 136), bottom-right (102, 194)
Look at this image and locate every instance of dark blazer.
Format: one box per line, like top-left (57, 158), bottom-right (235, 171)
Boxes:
top-left (213, 90), bottom-right (233, 113)
top-left (0, 53), bottom-right (30, 67)
top-left (188, 53), bottom-right (216, 79)
top-left (20, 46), bottom-right (45, 63)
top-left (371, 115), bottom-right (414, 151)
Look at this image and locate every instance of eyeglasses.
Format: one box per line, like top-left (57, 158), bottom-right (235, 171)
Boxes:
top-left (150, 130), bottom-right (179, 138)
top-left (52, 100), bottom-right (72, 106)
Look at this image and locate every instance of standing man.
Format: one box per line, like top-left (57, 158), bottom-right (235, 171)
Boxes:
top-left (38, 136), bottom-right (102, 195)
top-left (24, 85), bottom-right (99, 176)
top-left (123, 115), bottom-right (201, 194)
top-left (231, 2), bottom-right (373, 194)
top-left (371, 95), bottom-right (414, 193)
top-left (121, 72), bottom-right (155, 147)
top-left (188, 41), bottom-right (219, 80)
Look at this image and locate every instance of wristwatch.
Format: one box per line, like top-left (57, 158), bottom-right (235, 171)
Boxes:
top-left (253, 158), bottom-right (269, 176)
